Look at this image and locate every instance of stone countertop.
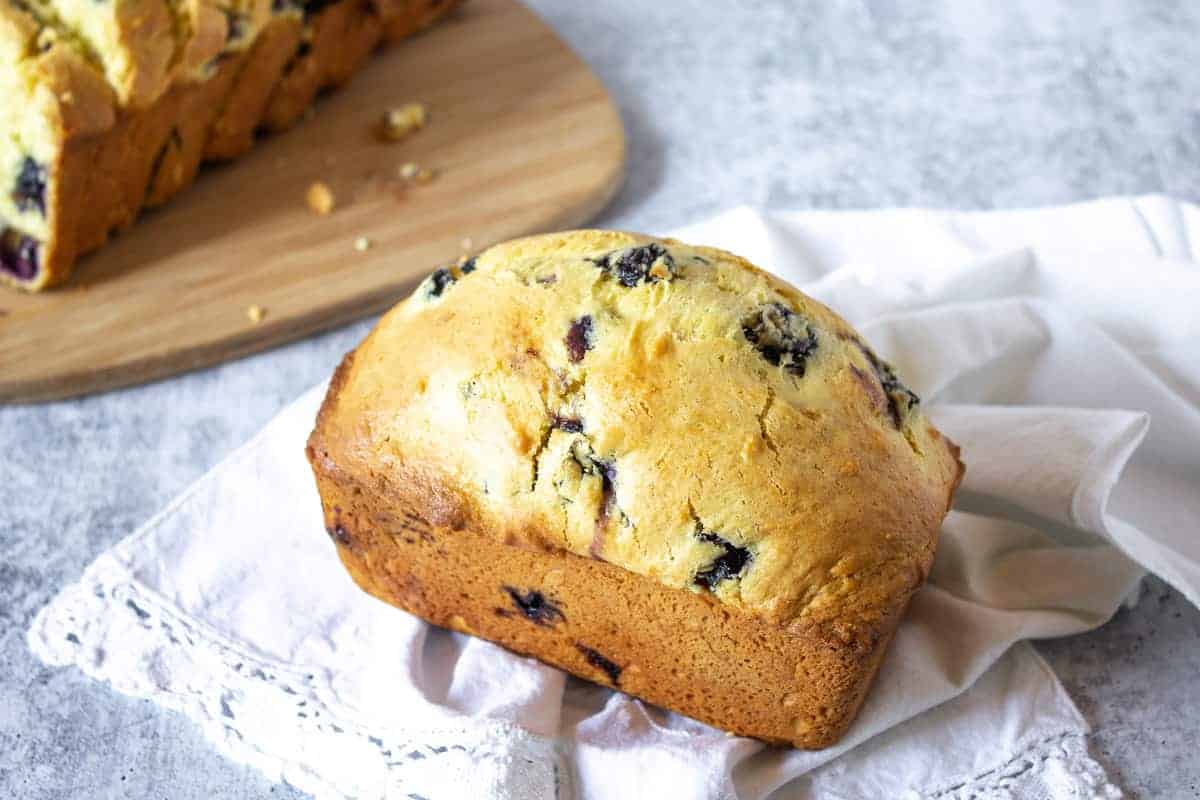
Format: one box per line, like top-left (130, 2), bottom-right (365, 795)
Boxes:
top-left (3, 2), bottom-right (1199, 798)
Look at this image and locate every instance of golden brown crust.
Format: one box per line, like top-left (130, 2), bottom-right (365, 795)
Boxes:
top-left (30, 46), bottom-right (120, 139)
top-left (380, 0), bottom-right (460, 41)
top-left (313, 232), bottom-right (961, 624)
top-left (78, 0), bottom-right (177, 110)
top-left (5, 0), bottom-right (463, 291)
top-left (306, 231), bottom-right (964, 748)
top-left (306, 460), bottom-right (908, 749)
top-left (145, 63), bottom-right (245, 206)
top-left (261, 0), bottom-right (378, 130)
top-left (175, 0), bottom-right (231, 85)
top-left (261, 0), bottom-right (461, 131)
top-left (204, 17), bottom-right (304, 160)
top-left (18, 45), bottom-right (121, 287)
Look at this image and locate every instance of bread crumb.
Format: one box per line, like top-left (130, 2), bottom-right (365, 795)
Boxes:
top-left (247, 305), bottom-right (266, 323)
top-left (399, 162), bottom-right (436, 184)
top-left (378, 103), bottom-right (428, 141)
top-left (306, 181), bottom-right (335, 215)
top-left (354, 236), bottom-right (372, 252)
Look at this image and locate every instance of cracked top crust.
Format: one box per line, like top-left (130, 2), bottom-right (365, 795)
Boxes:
top-left (308, 231), bottom-right (964, 632)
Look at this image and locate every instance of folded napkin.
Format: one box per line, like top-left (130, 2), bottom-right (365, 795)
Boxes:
top-left (29, 196), bottom-right (1200, 799)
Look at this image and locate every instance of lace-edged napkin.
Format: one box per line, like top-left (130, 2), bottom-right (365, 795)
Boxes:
top-left (30, 196), bottom-right (1200, 799)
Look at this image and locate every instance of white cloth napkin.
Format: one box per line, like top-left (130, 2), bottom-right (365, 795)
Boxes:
top-left (29, 196), bottom-right (1200, 800)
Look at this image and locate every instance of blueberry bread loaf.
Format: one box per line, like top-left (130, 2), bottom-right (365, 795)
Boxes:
top-left (306, 231), bottom-right (964, 748)
top-left (0, 0), bottom-right (460, 291)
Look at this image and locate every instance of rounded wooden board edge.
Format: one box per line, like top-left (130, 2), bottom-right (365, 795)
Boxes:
top-left (0, 169), bottom-right (624, 404)
top-left (0, 0), bottom-right (626, 404)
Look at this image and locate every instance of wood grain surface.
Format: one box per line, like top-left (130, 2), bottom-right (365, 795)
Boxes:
top-left (0, 0), bottom-right (624, 403)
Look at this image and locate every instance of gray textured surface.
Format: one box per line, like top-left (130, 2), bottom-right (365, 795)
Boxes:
top-left (3, 1), bottom-right (1200, 798)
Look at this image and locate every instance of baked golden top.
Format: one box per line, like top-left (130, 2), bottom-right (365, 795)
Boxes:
top-left (310, 231), bottom-right (963, 631)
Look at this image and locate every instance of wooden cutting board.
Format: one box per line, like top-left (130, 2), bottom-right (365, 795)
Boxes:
top-left (0, 0), bottom-right (624, 403)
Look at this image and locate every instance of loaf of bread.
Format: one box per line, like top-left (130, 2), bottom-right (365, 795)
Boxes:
top-left (0, 0), bottom-right (460, 291)
top-left (306, 231), bottom-right (964, 748)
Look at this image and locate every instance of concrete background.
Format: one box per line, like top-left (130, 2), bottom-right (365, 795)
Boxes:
top-left (3, 1), bottom-right (1199, 797)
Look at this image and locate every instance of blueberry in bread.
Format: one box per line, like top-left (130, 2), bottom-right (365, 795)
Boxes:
top-left (0, 0), bottom-right (461, 291)
top-left (306, 231), bottom-right (964, 748)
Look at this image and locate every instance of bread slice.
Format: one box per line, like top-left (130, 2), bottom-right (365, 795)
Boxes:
top-left (0, 0), bottom-right (461, 291)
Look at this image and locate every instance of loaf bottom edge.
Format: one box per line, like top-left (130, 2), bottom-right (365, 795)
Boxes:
top-left (310, 468), bottom-right (903, 751)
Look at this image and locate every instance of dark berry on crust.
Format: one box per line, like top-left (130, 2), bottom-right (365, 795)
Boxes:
top-left (576, 644), bottom-right (622, 685)
top-left (551, 415), bottom-right (584, 434)
top-left (324, 515), bottom-right (350, 546)
top-left (565, 315), bottom-right (594, 363)
top-left (502, 586), bottom-right (565, 626)
top-left (592, 243), bottom-right (677, 287)
top-left (12, 157), bottom-right (46, 216)
top-left (459, 256), bottom-right (477, 274)
top-left (854, 341), bottom-right (920, 427)
top-left (614, 244), bottom-right (673, 287)
top-left (426, 267), bottom-right (456, 298)
top-left (0, 229), bottom-right (39, 282)
top-left (694, 528), bottom-right (751, 589)
top-left (742, 302), bottom-right (818, 377)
